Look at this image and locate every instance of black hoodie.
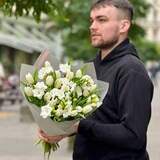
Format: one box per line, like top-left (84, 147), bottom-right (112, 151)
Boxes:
top-left (73, 38), bottom-right (154, 160)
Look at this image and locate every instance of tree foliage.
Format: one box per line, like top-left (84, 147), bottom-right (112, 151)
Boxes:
top-left (0, 0), bottom-right (160, 61)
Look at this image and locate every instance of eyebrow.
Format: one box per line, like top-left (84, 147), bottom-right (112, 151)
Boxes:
top-left (90, 15), bottom-right (109, 20)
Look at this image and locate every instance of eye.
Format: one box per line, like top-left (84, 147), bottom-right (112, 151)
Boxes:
top-left (98, 18), bottom-right (107, 22)
top-left (90, 19), bottom-right (93, 24)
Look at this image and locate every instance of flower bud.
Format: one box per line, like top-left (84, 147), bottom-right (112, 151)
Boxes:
top-left (54, 79), bottom-right (62, 88)
top-left (76, 86), bottom-right (82, 97)
top-left (44, 61), bottom-right (51, 67)
top-left (66, 71), bottom-right (74, 80)
top-left (82, 105), bottom-right (92, 114)
top-left (55, 70), bottom-right (61, 79)
top-left (44, 92), bottom-right (52, 103)
top-left (70, 110), bottom-right (78, 117)
top-left (46, 75), bottom-right (54, 86)
top-left (24, 86), bottom-right (33, 97)
top-left (75, 69), bottom-right (82, 78)
top-left (83, 89), bottom-right (89, 97)
top-left (25, 73), bottom-right (34, 84)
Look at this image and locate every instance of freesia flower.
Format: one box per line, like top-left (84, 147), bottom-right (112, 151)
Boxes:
top-left (59, 63), bottom-right (71, 73)
top-left (40, 104), bottom-right (52, 118)
top-left (33, 89), bottom-right (45, 99)
top-left (34, 82), bottom-right (47, 91)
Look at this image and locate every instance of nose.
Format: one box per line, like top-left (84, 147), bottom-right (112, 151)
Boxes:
top-left (89, 21), bottom-right (97, 31)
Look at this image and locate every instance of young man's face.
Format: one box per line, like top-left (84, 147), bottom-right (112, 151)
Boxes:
top-left (90, 5), bottom-right (122, 49)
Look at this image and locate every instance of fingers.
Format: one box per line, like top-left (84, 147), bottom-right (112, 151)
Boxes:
top-left (38, 129), bottom-right (67, 144)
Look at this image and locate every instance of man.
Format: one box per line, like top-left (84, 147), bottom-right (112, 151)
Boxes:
top-left (39, 0), bottom-right (154, 159)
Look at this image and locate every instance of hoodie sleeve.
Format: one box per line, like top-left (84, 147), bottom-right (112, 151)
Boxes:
top-left (77, 70), bottom-right (153, 149)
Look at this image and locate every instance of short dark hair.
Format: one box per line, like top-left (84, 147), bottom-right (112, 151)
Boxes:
top-left (91, 0), bottom-right (134, 21)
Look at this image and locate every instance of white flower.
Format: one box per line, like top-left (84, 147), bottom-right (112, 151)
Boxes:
top-left (82, 105), bottom-right (93, 114)
top-left (25, 73), bottom-right (34, 84)
top-left (69, 81), bottom-right (76, 92)
top-left (82, 75), bottom-right (94, 85)
top-left (83, 89), bottom-right (90, 97)
top-left (63, 107), bottom-right (72, 118)
top-left (34, 82), bottom-right (47, 91)
top-left (38, 68), bottom-right (46, 80)
top-left (54, 79), bottom-right (62, 89)
top-left (91, 94), bottom-right (100, 103)
top-left (61, 84), bottom-right (70, 92)
top-left (50, 88), bottom-right (65, 100)
top-left (44, 92), bottom-right (52, 103)
top-left (33, 89), bottom-right (45, 99)
top-left (87, 96), bottom-right (92, 103)
top-left (44, 61), bottom-right (51, 67)
top-left (49, 98), bottom-right (58, 106)
top-left (55, 70), bottom-right (61, 79)
top-left (70, 110), bottom-right (78, 117)
top-left (59, 63), bottom-right (71, 73)
top-left (45, 75), bottom-right (54, 86)
top-left (75, 69), bottom-right (82, 78)
top-left (45, 66), bottom-right (53, 74)
top-left (76, 86), bottom-right (82, 97)
top-left (40, 104), bottom-right (52, 118)
top-left (76, 106), bottom-right (82, 112)
top-left (24, 86), bottom-right (33, 97)
top-left (66, 71), bottom-right (74, 80)
top-left (55, 109), bottom-right (63, 117)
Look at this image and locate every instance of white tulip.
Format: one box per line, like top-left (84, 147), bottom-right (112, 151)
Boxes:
top-left (24, 86), bottom-right (33, 97)
top-left (61, 84), bottom-right (70, 92)
top-left (83, 89), bottom-right (90, 97)
top-left (40, 104), bottom-right (52, 119)
top-left (66, 71), bottom-right (74, 80)
top-left (86, 96), bottom-right (91, 104)
top-left (76, 86), bottom-right (82, 97)
top-left (91, 103), bottom-right (97, 107)
top-left (70, 110), bottom-right (78, 117)
top-left (46, 75), bottom-right (54, 86)
top-left (25, 73), bottom-right (34, 84)
top-left (44, 92), bottom-right (52, 103)
top-left (54, 79), bottom-right (62, 88)
top-left (82, 105), bottom-right (93, 114)
top-left (55, 70), bottom-right (61, 79)
top-left (75, 69), bottom-right (82, 78)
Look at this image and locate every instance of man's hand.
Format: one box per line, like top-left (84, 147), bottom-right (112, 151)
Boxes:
top-left (38, 129), bottom-right (67, 144)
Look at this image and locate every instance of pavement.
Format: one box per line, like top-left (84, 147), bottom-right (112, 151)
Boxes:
top-left (0, 76), bottom-right (160, 160)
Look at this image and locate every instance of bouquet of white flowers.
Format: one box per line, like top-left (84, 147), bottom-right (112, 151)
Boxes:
top-left (20, 50), bottom-right (109, 159)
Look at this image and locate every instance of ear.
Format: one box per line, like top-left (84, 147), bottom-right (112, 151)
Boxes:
top-left (119, 19), bottom-right (130, 34)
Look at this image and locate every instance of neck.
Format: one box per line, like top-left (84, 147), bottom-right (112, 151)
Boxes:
top-left (101, 37), bottom-right (127, 60)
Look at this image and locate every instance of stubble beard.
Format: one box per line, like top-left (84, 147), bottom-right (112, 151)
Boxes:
top-left (91, 37), bottom-right (119, 50)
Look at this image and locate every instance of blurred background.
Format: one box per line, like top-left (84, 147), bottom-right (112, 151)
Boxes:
top-left (0, 0), bottom-right (160, 160)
